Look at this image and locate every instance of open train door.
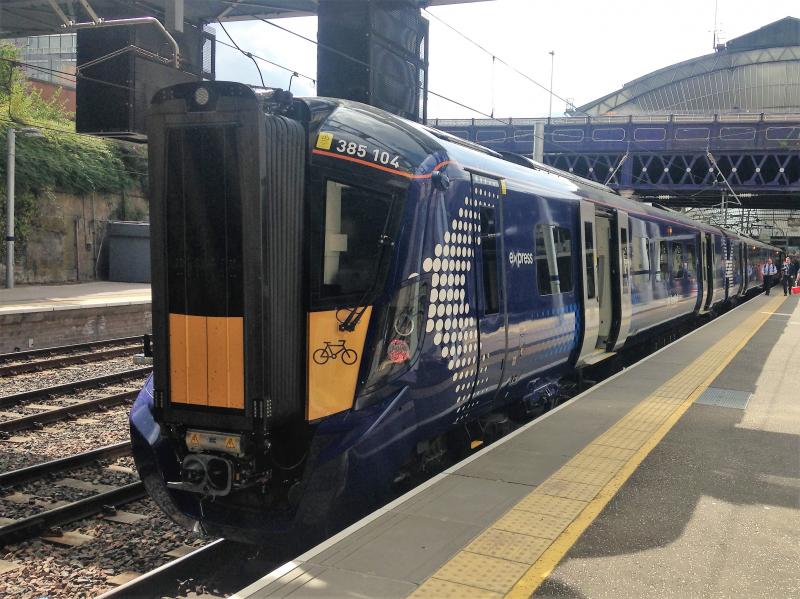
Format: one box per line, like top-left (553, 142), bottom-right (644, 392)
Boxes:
top-left (610, 210), bottom-right (632, 351)
top-left (700, 232), bottom-right (714, 312)
top-left (575, 201), bottom-right (603, 366)
top-left (576, 204), bottom-right (631, 363)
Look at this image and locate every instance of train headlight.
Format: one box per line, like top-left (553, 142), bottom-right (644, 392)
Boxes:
top-left (194, 86), bottom-right (210, 106)
top-left (360, 279), bottom-right (428, 397)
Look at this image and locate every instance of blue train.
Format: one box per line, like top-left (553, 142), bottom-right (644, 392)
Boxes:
top-left (131, 82), bottom-right (780, 545)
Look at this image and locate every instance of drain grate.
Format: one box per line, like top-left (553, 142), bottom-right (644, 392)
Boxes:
top-left (695, 387), bottom-right (752, 410)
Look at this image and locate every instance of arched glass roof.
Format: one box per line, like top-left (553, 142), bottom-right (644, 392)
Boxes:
top-left (576, 17), bottom-right (800, 116)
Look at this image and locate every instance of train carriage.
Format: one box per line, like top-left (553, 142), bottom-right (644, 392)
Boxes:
top-left (131, 82), bottom-right (781, 544)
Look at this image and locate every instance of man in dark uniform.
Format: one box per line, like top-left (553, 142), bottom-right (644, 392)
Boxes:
top-left (781, 256), bottom-right (793, 296)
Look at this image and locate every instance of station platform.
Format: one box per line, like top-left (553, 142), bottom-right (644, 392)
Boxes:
top-left (234, 293), bottom-right (800, 598)
top-left (0, 282), bottom-right (151, 352)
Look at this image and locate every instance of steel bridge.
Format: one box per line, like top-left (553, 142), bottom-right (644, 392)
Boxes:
top-left (432, 114), bottom-right (800, 209)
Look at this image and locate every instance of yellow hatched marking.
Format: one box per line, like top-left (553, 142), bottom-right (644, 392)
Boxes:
top-left (494, 510), bottom-right (573, 540)
top-left (411, 578), bottom-right (503, 598)
top-left (534, 478), bottom-right (603, 502)
top-left (593, 428), bottom-right (652, 450)
top-left (408, 296), bottom-right (783, 599)
top-left (432, 552), bottom-right (529, 594)
top-left (466, 529), bottom-right (552, 564)
top-left (566, 454), bottom-right (624, 474)
top-left (614, 419), bottom-right (662, 433)
top-left (514, 494), bottom-right (587, 519)
top-left (552, 464), bottom-right (618, 487)
top-left (578, 444), bottom-right (636, 461)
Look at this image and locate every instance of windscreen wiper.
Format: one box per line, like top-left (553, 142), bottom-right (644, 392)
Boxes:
top-left (338, 233), bottom-right (394, 332)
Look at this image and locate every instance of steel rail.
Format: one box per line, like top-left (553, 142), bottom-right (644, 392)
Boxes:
top-left (0, 346), bottom-right (140, 377)
top-left (0, 482), bottom-right (146, 547)
top-left (0, 336), bottom-right (145, 364)
top-left (0, 390), bottom-right (139, 433)
top-left (0, 441), bottom-right (131, 487)
top-left (95, 539), bottom-right (270, 599)
top-left (0, 367), bottom-right (151, 410)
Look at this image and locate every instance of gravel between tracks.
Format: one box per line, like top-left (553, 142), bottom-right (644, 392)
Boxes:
top-left (0, 356), bottom-right (147, 396)
top-left (0, 402), bottom-right (139, 472)
top-left (0, 497), bottom-right (209, 598)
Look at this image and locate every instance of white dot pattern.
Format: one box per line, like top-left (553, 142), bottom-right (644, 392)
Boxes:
top-left (421, 178), bottom-right (502, 424)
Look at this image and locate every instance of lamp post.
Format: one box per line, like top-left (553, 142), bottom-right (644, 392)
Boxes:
top-left (5, 126), bottom-right (43, 288)
top-left (548, 50), bottom-right (555, 120)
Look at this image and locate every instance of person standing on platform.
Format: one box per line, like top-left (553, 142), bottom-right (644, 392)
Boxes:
top-left (763, 258), bottom-right (777, 295)
top-left (781, 256), bottom-right (793, 296)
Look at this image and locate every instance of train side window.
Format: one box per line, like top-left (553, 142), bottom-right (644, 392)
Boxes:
top-left (479, 207), bottom-right (500, 315)
top-left (685, 243), bottom-right (697, 278)
top-left (632, 235), bottom-right (651, 280)
top-left (658, 240), bottom-right (669, 282)
top-left (535, 224), bottom-right (573, 295)
top-left (584, 222), bottom-right (595, 299)
top-left (671, 241), bottom-right (684, 279)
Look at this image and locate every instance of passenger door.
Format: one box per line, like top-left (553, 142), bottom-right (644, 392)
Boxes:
top-left (575, 201), bottom-right (602, 365)
top-left (594, 210), bottom-right (614, 348)
top-left (470, 174), bottom-right (508, 412)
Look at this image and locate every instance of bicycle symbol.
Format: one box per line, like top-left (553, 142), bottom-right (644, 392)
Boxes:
top-left (312, 340), bottom-right (358, 366)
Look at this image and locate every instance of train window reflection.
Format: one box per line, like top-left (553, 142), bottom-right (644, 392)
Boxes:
top-left (685, 243), bottom-right (697, 278)
top-left (320, 180), bottom-right (395, 300)
top-left (536, 224), bottom-right (573, 295)
top-left (632, 235), bottom-right (651, 279)
top-left (658, 241), bottom-right (669, 282)
top-left (671, 242), bottom-right (684, 279)
top-left (479, 207), bottom-right (500, 315)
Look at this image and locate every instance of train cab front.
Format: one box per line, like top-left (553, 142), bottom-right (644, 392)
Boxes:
top-left (129, 81), bottom-right (312, 541)
top-left (131, 82), bottom-right (433, 543)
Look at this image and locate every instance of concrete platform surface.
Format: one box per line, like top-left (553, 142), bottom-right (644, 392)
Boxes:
top-left (537, 297), bottom-right (800, 599)
top-left (0, 282), bottom-right (150, 314)
top-left (233, 294), bottom-right (799, 599)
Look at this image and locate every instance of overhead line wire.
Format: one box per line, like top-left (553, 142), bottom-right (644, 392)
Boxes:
top-left (422, 8), bottom-right (589, 117)
top-left (213, 26), bottom-right (316, 85)
top-left (216, 19), bottom-right (265, 87)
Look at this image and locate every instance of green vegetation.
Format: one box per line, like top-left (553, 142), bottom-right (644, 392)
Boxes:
top-left (0, 43), bottom-right (147, 196)
top-left (0, 43), bottom-right (147, 255)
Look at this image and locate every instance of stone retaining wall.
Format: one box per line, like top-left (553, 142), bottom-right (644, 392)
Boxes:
top-left (0, 304), bottom-right (152, 353)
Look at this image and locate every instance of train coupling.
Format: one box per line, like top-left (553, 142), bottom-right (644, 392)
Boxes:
top-left (166, 430), bottom-right (270, 497)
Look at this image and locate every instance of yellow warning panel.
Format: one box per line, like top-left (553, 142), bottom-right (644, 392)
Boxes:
top-left (206, 316), bottom-right (244, 410)
top-left (168, 313), bottom-right (244, 409)
top-left (315, 131), bottom-right (334, 150)
top-left (307, 307), bottom-right (372, 421)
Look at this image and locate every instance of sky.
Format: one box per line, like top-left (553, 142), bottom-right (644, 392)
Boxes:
top-left (217, 0), bottom-right (799, 120)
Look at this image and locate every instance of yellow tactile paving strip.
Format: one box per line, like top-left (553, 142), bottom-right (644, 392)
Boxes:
top-left (411, 296), bottom-right (784, 599)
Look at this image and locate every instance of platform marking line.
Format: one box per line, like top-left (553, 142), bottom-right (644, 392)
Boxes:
top-left (409, 296), bottom-right (783, 599)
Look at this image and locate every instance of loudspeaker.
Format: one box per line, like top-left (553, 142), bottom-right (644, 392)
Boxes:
top-left (317, 0), bottom-right (428, 122)
top-left (76, 23), bottom-right (214, 140)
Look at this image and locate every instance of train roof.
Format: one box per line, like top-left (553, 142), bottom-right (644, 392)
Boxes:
top-left (302, 97), bottom-right (781, 254)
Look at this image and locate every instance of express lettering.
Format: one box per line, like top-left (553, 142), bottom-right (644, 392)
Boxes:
top-left (509, 251), bottom-right (534, 267)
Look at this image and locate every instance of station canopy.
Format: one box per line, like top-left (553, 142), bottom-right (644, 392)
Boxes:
top-left (575, 16), bottom-right (800, 116)
top-left (0, 0), bottom-right (485, 38)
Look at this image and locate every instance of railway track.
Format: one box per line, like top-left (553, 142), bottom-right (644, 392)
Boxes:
top-left (97, 539), bottom-right (283, 599)
top-left (0, 366), bottom-right (151, 410)
top-left (0, 442), bottom-right (145, 547)
top-left (0, 336), bottom-right (147, 376)
top-left (0, 364), bottom-right (151, 433)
